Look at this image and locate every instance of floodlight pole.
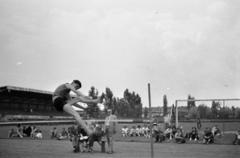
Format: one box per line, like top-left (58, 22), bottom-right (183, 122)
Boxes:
top-left (148, 83), bottom-right (154, 158)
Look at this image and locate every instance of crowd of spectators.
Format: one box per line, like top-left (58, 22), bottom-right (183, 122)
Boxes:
top-left (127, 124), bottom-right (151, 137)
top-left (120, 123), bottom-right (239, 146)
top-left (8, 122), bottom-right (240, 151)
top-left (8, 123), bottom-right (43, 139)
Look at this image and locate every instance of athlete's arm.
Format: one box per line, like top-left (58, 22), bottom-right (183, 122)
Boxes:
top-left (66, 84), bottom-right (93, 99)
top-left (66, 84), bottom-right (85, 96)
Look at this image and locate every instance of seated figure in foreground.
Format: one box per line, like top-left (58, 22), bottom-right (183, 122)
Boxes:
top-left (129, 126), bottom-right (137, 137)
top-left (212, 125), bottom-right (222, 138)
top-left (175, 128), bottom-right (186, 144)
top-left (233, 130), bottom-right (240, 145)
top-left (201, 127), bottom-right (214, 144)
top-left (122, 125), bottom-right (129, 137)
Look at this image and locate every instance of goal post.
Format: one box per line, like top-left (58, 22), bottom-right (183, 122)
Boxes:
top-left (175, 98), bottom-right (240, 133)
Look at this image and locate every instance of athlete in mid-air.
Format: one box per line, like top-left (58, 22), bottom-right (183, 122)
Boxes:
top-left (52, 80), bottom-right (104, 136)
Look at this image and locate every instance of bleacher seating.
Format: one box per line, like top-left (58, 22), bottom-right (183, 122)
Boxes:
top-left (0, 108), bottom-right (74, 121)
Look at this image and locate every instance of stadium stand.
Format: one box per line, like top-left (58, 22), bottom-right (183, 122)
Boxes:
top-left (0, 86), bottom-right (83, 122)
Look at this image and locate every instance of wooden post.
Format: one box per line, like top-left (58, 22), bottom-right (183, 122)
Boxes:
top-left (175, 100), bottom-right (178, 127)
top-left (148, 83), bottom-right (154, 158)
top-left (223, 100), bottom-right (225, 134)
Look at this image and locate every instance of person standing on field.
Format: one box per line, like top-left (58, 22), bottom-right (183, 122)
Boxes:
top-left (197, 114), bottom-right (202, 130)
top-left (104, 109), bottom-right (118, 154)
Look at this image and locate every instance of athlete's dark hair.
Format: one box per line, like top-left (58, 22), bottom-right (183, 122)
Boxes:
top-left (73, 80), bottom-right (82, 88)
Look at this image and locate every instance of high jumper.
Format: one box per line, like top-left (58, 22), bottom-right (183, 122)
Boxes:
top-left (52, 80), bottom-right (104, 136)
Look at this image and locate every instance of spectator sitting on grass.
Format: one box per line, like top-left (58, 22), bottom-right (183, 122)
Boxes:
top-left (30, 126), bottom-right (38, 138)
top-left (8, 128), bottom-right (17, 138)
top-left (175, 128), bottom-right (186, 144)
top-left (153, 123), bottom-right (165, 143)
top-left (67, 127), bottom-right (71, 138)
top-left (152, 123), bottom-right (157, 138)
top-left (212, 125), bottom-right (222, 138)
top-left (22, 126), bottom-right (28, 137)
top-left (25, 125), bottom-right (32, 137)
top-left (142, 124), bottom-right (149, 137)
top-left (58, 127), bottom-right (68, 140)
top-left (186, 127), bottom-right (199, 141)
top-left (164, 126), bottom-right (172, 140)
top-left (177, 123), bottom-right (184, 133)
top-left (15, 123), bottom-right (24, 138)
top-left (189, 127), bottom-right (199, 141)
top-left (136, 125), bottom-right (143, 137)
top-left (50, 127), bottom-right (58, 139)
top-left (232, 130), bottom-right (240, 145)
top-left (140, 125), bottom-right (145, 136)
top-left (146, 125), bottom-right (151, 137)
top-left (35, 130), bottom-right (43, 139)
top-left (201, 127), bottom-right (214, 144)
top-left (122, 126), bottom-right (129, 137)
top-left (130, 126), bottom-right (137, 137)
top-left (171, 126), bottom-right (177, 139)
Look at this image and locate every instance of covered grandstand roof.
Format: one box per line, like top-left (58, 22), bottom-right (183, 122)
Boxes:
top-left (0, 86), bottom-right (53, 106)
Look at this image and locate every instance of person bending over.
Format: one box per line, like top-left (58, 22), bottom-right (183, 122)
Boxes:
top-left (52, 80), bottom-right (104, 136)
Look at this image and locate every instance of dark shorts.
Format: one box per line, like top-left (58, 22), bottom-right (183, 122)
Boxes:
top-left (53, 97), bottom-right (67, 112)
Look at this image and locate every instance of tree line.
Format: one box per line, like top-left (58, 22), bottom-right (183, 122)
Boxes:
top-left (86, 88), bottom-right (240, 120)
top-left (86, 86), bottom-right (143, 118)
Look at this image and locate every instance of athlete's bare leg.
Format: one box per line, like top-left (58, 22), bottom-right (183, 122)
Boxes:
top-left (62, 94), bottom-right (104, 136)
top-left (63, 104), bottom-right (93, 135)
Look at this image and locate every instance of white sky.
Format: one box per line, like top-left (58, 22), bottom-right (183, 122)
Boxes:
top-left (0, 0), bottom-right (239, 108)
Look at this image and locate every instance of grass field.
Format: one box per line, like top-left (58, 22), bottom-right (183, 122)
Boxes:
top-left (0, 137), bottom-right (239, 158)
top-left (0, 122), bottom-right (239, 158)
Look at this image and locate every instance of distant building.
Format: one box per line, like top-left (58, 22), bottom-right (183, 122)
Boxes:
top-left (142, 106), bottom-right (173, 119)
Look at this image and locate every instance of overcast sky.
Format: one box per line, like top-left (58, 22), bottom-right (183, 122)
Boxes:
top-left (0, 0), bottom-right (239, 108)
